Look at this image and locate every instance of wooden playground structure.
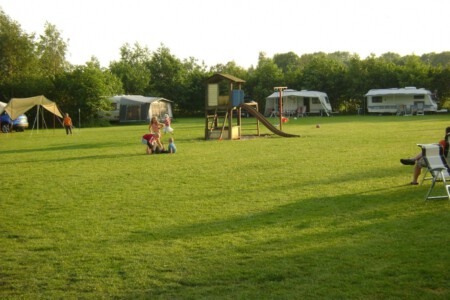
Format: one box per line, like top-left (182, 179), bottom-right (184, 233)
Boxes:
top-left (204, 73), bottom-right (299, 140)
top-left (204, 73), bottom-right (259, 140)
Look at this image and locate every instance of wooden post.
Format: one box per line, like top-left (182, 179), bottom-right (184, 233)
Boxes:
top-left (274, 86), bottom-right (287, 130)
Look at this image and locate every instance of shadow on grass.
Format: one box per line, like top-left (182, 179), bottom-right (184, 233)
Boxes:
top-left (2, 152), bottom-right (145, 164)
top-left (127, 186), bottom-right (450, 298)
top-left (127, 184), bottom-right (428, 243)
top-left (0, 141), bottom-right (125, 155)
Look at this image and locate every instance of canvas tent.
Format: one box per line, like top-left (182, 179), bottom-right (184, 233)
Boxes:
top-left (265, 89), bottom-right (332, 116)
top-left (3, 95), bottom-right (63, 131)
top-left (4, 95), bottom-right (63, 119)
top-left (0, 101), bottom-right (6, 114)
top-left (104, 95), bottom-right (173, 122)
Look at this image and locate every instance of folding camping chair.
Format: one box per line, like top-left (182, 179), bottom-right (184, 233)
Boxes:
top-left (420, 134), bottom-right (450, 183)
top-left (418, 143), bottom-right (450, 201)
top-left (416, 102), bottom-right (425, 116)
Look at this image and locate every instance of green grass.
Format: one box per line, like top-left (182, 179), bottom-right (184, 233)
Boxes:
top-left (1, 115), bottom-right (449, 299)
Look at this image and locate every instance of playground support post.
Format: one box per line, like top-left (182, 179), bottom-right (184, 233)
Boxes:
top-left (274, 86), bottom-right (287, 130)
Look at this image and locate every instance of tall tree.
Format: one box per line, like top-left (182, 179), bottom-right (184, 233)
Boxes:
top-left (210, 61), bottom-right (247, 81)
top-left (246, 52), bottom-right (284, 109)
top-left (273, 52), bottom-right (301, 73)
top-left (0, 9), bottom-right (39, 100)
top-left (298, 53), bottom-right (347, 109)
top-left (397, 55), bottom-right (432, 88)
top-left (177, 57), bottom-right (208, 115)
top-left (109, 43), bottom-right (151, 95)
top-left (52, 58), bottom-right (123, 121)
top-left (146, 44), bottom-right (184, 101)
top-left (36, 22), bottom-right (69, 77)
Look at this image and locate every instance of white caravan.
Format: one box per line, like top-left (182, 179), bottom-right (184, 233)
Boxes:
top-left (265, 89), bottom-right (332, 116)
top-left (365, 87), bottom-right (438, 114)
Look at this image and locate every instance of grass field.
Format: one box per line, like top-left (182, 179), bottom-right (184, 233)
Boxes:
top-left (1, 115), bottom-right (449, 299)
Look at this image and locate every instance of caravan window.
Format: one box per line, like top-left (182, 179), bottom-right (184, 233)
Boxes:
top-left (413, 95), bottom-right (425, 99)
top-left (324, 96), bottom-right (330, 104)
top-left (372, 96), bottom-right (382, 103)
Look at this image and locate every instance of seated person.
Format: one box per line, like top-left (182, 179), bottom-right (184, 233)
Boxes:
top-left (168, 137), bottom-right (176, 153)
top-left (400, 126), bottom-right (450, 185)
top-left (142, 133), bottom-right (157, 155)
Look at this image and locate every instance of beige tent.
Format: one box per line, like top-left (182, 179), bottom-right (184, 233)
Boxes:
top-left (0, 101), bottom-right (6, 114)
top-left (4, 95), bottom-right (63, 119)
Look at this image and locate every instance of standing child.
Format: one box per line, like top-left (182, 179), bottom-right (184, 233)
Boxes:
top-left (168, 137), bottom-right (176, 153)
top-left (163, 114), bottom-right (174, 134)
top-left (149, 116), bottom-right (163, 136)
top-left (63, 113), bottom-right (73, 135)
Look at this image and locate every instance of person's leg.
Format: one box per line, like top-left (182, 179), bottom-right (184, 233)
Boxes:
top-left (412, 165), bottom-right (421, 184)
top-left (411, 157), bottom-right (426, 184)
top-left (401, 153), bottom-right (422, 165)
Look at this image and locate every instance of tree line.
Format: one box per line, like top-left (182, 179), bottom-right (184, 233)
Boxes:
top-left (1, 8), bottom-right (450, 124)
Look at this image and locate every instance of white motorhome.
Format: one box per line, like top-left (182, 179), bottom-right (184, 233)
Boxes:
top-left (265, 89), bottom-right (332, 116)
top-left (365, 87), bottom-right (438, 114)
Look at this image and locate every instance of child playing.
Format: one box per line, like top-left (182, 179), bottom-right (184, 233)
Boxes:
top-left (168, 137), bottom-right (176, 153)
top-left (163, 113), bottom-right (174, 134)
top-left (142, 133), bottom-right (157, 155)
top-left (149, 116), bottom-right (163, 136)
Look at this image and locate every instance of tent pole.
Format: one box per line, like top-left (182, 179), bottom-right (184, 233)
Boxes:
top-left (40, 106), bottom-right (48, 130)
top-left (37, 105), bottom-right (39, 133)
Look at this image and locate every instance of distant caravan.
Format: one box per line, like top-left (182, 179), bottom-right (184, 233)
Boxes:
top-left (265, 89), bottom-right (332, 117)
top-left (365, 87), bottom-right (438, 115)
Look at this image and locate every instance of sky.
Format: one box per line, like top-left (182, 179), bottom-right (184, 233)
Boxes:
top-left (1, 0), bottom-right (449, 69)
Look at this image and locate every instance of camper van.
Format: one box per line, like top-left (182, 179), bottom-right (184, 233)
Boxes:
top-left (365, 87), bottom-right (438, 115)
top-left (99, 95), bottom-right (173, 122)
top-left (265, 89), bottom-right (332, 116)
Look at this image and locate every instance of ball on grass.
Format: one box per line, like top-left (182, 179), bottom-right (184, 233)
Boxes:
top-left (316, 124), bottom-right (320, 128)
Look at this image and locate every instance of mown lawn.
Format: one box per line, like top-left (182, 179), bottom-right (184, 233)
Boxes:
top-left (0, 115), bottom-right (449, 299)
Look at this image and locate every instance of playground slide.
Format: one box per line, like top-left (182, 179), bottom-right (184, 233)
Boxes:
top-left (240, 103), bottom-right (299, 138)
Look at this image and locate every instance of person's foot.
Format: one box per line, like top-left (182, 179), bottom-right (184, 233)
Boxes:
top-left (400, 158), bottom-right (415, 165)
top-left (410, 181), bottom-right (419, 185)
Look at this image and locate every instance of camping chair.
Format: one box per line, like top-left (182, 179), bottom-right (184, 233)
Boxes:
top-left (396, 105), bottom-right (405, 116)
top-left (420, 134), bottom-right (450, 183)
top-left (404, 105), bottom-right (413, 116)
top-left (418, 143), bottom-right (450, 201)
top-left (296, 106), bottom-right (306, 117)
top-left (416, 102), bottom-right (425, 116)
top-left (269, 109), bottom-right (278, 118)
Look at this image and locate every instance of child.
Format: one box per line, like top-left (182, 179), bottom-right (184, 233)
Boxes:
top-left (63, 113), bottom-right (73, 135)
top-left (163, 114), bottom-right (174, 134)
top-left (168, 137), bottom-right (176, 153)
top-left (142, 133), bottom-right (156, 154)
top-left (149, 116), bottom-right (163, 136)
